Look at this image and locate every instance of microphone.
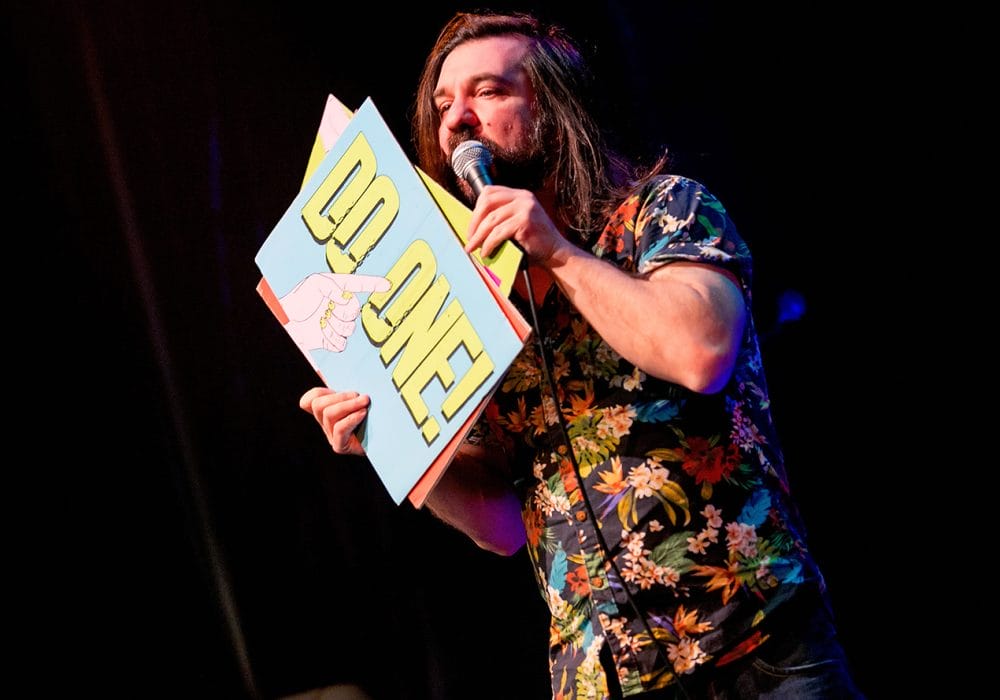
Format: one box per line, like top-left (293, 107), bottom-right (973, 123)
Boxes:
top-left (450, 140), bottom-right (493, 198)
top-left (450, 138), bottom-right (529, 272)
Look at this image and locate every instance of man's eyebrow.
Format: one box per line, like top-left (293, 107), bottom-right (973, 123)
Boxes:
top-left (433, 73), bottom-right (516, 100)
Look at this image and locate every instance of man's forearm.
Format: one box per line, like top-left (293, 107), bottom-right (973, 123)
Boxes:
top-left (425, 446), bottom-right (526, 556)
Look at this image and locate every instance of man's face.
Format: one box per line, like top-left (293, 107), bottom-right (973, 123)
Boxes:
top-left (433, 35), bottom-right (546, 202)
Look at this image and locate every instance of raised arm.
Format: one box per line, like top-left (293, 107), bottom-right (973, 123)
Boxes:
top-left (546, 253), bottom-right (745, 394)
top-left (465, 185), bottom-right (746, 394)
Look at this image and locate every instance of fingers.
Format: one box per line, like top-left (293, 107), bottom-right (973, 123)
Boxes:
top-left (329, 405), bottom-right (368, 455)
top-left (330, 299), bottom-right (361, 322)
top-left (464, 187), bottom-right (531, 258)
top-left (317, 289), bottom-right (361, 353)
top-left (477, 225), bottom-right (514, 260)
top-left (298, 388), bottom-right (370, 455)
top-left (322, 316), bottom-right (356, 340)
top-left (300, 388), bottom-right (368, 421)
top-left (336, 273), bottom-right (391, 294)
top-left (299, 386), bottom-right (333, 411)
top-left (465, 192), bottom-right (502, 254)
top-left (321, 333), bottom-right (348, 353)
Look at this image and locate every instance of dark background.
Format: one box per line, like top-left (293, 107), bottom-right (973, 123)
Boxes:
top-left (13, 1), bottom-right (910, 698)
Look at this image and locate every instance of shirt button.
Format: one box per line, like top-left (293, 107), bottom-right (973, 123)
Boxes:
top-left (576, 511), bottom-right (587, 522)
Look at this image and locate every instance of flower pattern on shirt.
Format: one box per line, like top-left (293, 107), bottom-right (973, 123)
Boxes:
top-left (471, 176), bottom-right (823, 698)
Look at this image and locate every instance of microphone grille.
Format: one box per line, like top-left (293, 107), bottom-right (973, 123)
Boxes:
top-left (450, 140), bottom-right (492, 179)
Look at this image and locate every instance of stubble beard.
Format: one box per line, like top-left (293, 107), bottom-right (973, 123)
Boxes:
top-left (446, 122), bottom-right (549, 206)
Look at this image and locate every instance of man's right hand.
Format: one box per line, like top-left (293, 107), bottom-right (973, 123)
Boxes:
top-left (298, 387), bottom-right (370, 456)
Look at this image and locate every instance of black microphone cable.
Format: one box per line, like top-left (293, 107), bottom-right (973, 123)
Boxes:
top-left (518, 266), bottom-right (693, 699)
top-left (452, 139), bottom-right (691, 694)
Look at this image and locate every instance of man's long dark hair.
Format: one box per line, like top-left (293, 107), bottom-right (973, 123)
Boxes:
top-left (412, 11), bottom-right (665, 242)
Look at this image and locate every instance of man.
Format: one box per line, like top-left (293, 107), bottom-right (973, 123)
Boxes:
top-left (300, 11), bottom-right (863, 699)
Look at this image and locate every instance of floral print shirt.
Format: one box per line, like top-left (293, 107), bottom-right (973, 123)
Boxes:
top-left (470, 176), bottom-right (823, 698)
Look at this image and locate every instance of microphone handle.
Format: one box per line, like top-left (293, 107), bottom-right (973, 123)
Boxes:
top-left (467, 165), bottom-right (492, 198)
top-left (462, 159), bottom-right (527, 266)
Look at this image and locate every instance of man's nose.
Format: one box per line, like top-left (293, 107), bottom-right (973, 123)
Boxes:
top-left (442, 97), bottom-right (479, 131)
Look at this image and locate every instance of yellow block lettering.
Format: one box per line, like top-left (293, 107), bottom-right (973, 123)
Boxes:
top-left (385, 277), bottom-right (462, 388)
top-left (301, 133), bottom-right (376, 244)
top-left (439, 316), bottom-right (495, 419)
top-left (361, 239), bottom-right (436, 344)
top-left (399, 312), bottom-right (494, 444)
top-left (299, 132), bottom-right (400, 275)
top-left (325, 174), bottom-right (398, 274)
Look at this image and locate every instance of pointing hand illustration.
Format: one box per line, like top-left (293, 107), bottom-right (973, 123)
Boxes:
top-left (280, 272), bottom-right (391, 354)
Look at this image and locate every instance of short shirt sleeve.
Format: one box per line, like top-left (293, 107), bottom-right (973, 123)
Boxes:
top-left (592, 175), bottom-right (753, 294)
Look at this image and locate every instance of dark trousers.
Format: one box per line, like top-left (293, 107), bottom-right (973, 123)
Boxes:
top-left (610, 588), bottom-right (866, 699)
